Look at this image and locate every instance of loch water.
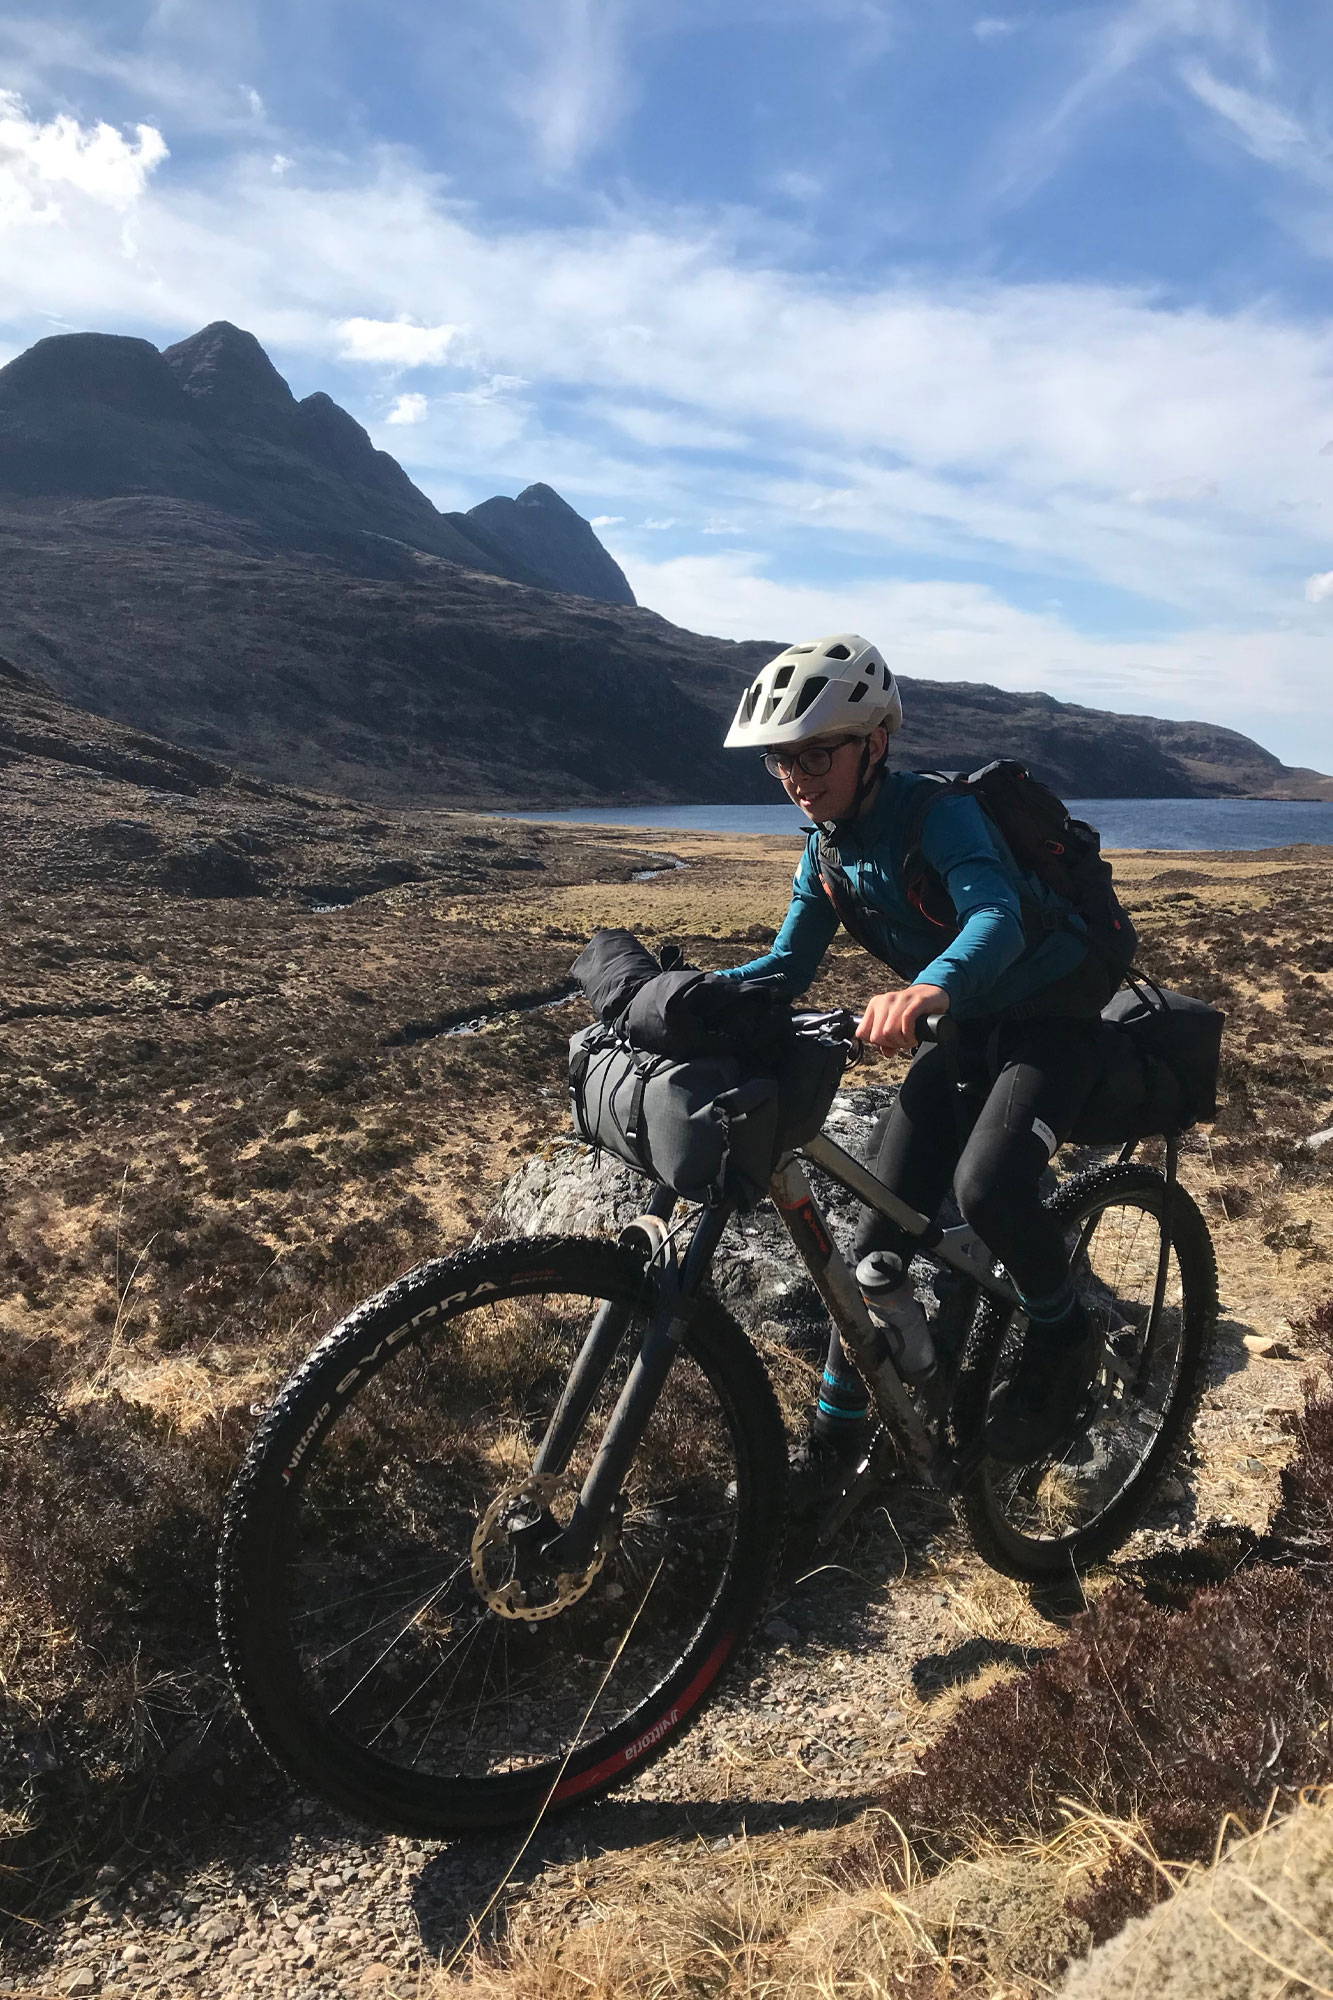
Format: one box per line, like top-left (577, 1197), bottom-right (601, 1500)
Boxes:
top-left (495, 798), bottom-right (1333, 852)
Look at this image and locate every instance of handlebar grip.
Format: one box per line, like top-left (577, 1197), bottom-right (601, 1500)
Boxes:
top-left (916, 1012), bottom-right (957, 1046)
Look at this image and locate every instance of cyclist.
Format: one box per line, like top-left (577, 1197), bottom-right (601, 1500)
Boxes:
top-left (719, 633), bottom-right (1119, 1463)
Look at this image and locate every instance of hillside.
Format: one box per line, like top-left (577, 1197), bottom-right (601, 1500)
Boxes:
top-left (0, 323), bottom-right (1326, 805)
top-left (1, 519), bottom-right (1327, 806)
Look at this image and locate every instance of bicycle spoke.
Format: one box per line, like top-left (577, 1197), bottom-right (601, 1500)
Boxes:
top-left (976, 1179), bottom-right (1197, 1552)
top-left (328, 1575), bottom-right (458, 1713)
top-left (263, 1275), bottom-right (749, 1784)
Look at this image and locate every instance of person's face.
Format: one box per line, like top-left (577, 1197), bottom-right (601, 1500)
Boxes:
top-left (764, 728), bottom-right (885, 819)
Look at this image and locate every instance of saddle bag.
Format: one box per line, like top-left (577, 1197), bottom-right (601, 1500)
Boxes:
top-left (1070, 982), bottom-right (1225, 1144)
top-left (1104, 982), bottom-right (1225, 1127)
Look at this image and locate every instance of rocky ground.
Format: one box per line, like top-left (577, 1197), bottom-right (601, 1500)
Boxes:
top-left (2, 716), bottom-right (1331, 1996)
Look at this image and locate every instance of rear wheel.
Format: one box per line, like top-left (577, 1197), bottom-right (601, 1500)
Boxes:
top-left (217, 1235), bottom-right (786, 1835)
top-left (953, 1163), bottom-right (1218, 1581)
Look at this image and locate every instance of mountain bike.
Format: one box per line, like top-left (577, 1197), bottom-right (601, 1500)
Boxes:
top-left (217, 1020), bottom-right (1218, 1837)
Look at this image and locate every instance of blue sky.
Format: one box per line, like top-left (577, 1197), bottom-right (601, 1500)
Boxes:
top-left (2, 1), bottom-right (1333, 768)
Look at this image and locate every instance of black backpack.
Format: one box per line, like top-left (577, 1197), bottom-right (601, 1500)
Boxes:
top-left (813, 760), bottom-right (1139, 982)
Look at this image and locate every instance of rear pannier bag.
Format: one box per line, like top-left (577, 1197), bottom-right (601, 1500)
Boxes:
top-left (1104, 982), bottom-right (1225, 1128)
top-left (1070, 983), bottom-right (1224, 1145)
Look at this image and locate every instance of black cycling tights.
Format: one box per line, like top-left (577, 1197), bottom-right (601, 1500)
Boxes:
top-left (854, 1017), bottom-right (1107, 1304)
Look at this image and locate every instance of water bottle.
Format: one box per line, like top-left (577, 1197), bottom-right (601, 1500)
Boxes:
top-left (855, 1251), bottom-right (937, 1384)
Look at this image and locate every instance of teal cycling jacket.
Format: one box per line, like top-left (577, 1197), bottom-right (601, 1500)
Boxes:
top-left (716, 771), bottom-right (1089, 1021)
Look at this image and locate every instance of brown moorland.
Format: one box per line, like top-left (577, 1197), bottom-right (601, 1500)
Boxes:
top-left (3, 689), bottom-right (1332, 1995)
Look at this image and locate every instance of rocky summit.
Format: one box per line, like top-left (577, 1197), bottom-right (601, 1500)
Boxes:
top-left (0, 320), bottom-right (635, 602)
top-left (0, 321), bottom-right (1327, 806)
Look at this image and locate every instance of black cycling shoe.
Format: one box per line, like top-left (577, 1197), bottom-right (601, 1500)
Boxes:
top-left (786, 1426), bottom-right (868, 1519)
top-left (985, 1307), bottom-right (1101, 1466)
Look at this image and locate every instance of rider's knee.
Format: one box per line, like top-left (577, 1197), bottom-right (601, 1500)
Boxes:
top-left (952, 1160), bottom-right (1013, 1246)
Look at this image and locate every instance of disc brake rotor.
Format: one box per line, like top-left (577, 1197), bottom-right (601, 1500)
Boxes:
top-left (470, 1473), bottom-right (620, 1621)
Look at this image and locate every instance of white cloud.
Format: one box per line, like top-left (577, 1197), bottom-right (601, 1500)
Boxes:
top-left (0, 18), bottom-right (272, 137)
top-left (242, 85), bottom-right (265, 118)
top-left (386, 391), bottom-right (428, 425)
top-left (985, 0), bottom-right (1276, 209)
top-left (1303, 571), bottom-right (1333, 603)
top-left (614, 545), bottom-right (1333, 758)
top-left (509, 0), bottom-right (634, 175)
top-left (604, 402), bottom-right (748, 452)
top-left (973, 18), bottom-right (1021, 42)
top-left (643, 517), bottom-right (678, 530)
top-left (590, 513), bottom-right (624, 526)
top-left (335, 316), bottom-right (461, 366)
top-left (1180, 59), bottom-right (1333, 187)
top-left (1126, 475), bottom-right (1220, 506)
top-left (769, 168), bottom-right (825, 202)
top-left (0, 91), bottom-right (167, 220)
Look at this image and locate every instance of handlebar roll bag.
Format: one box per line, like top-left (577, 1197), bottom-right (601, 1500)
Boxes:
top-left (568, 1022), bottom-right (850, 1206)
top-left (568, 1026), bottom-right (781, 1207)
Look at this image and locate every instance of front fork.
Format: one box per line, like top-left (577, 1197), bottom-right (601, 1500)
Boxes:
top-left (527, 1187), bottom-right (729, 1576)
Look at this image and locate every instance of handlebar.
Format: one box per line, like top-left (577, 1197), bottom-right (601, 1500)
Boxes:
top-left (790, 1004), bottom-right (954, 1064)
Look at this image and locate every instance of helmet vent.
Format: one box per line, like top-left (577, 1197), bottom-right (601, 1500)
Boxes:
top-left (862, 662), bottom-right (876, 675)
top-left (772, 664), bottom-right (795, 689)
top-left (790, 674), bottom-right (828, 718)
top-left (825, 643), bottom-right (851, 660)
top-left (846, 680), bottom-right (868, 704)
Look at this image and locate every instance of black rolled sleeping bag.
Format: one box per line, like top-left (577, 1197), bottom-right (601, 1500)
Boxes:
top-left (569, 929), bottom-right (665, 1027)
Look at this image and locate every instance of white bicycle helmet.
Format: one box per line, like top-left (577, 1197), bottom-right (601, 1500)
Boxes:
top-left (724, 633), bottom-right (903, 750)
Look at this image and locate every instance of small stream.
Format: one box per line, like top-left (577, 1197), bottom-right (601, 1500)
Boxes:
top-left (387, 987), bottom-right (580, 1046)
top-left (631, 859), bottom-right (689, 882)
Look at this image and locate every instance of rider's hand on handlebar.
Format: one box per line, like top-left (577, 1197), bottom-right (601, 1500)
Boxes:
top-left (855, 984), bottom-right (950, 1055)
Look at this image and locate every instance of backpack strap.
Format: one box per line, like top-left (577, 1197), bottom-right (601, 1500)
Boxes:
top-left (902, 771), bottom-right (1077, 949)
top-left (810, 825), bottom-right (906, 969)
top-left (899, 774), bottom-right (960, 931)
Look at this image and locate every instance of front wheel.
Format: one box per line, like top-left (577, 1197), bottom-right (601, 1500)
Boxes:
top-left (217, 1235), bottom-right (786, 1836)
top-left (952, 1163), bottom-right (1218, 1581)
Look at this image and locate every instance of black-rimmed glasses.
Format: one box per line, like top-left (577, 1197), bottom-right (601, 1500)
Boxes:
top-left (762, 737), bottom-right (858, 779)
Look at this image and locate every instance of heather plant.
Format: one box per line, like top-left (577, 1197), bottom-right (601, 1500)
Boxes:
top-left (850, 1289), bottom-right (1333, 1965)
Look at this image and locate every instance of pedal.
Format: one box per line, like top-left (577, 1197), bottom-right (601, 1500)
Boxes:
top-left (810, 1427), bottom-right (902, 1546)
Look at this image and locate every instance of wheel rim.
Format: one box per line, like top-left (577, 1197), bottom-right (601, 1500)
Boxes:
top-left (262, 1276), bottom-right (748, 1794)
top-left (980, 1193), bottom-right (1188, 1549)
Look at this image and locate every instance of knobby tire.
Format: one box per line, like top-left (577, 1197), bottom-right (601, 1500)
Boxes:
top-left (217, 1235), bottom-right (786, 1836)
top-left (951, 1161), bottom-right (1218, 1581)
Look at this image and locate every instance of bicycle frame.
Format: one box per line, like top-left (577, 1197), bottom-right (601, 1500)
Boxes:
top-left (529, 1134), bottom-right (1021, 1574)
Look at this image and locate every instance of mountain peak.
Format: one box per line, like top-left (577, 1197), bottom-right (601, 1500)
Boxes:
top-left (0, 332), bottom-right (180, 418)
top-left (162, 321), bottom-right (296, 418)
top-left (513, 482), bottom-right (570, 510)
top-left (0, 321), bottom-right (635, 603)
top-left (466, 486), bottom-right (635, 606)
